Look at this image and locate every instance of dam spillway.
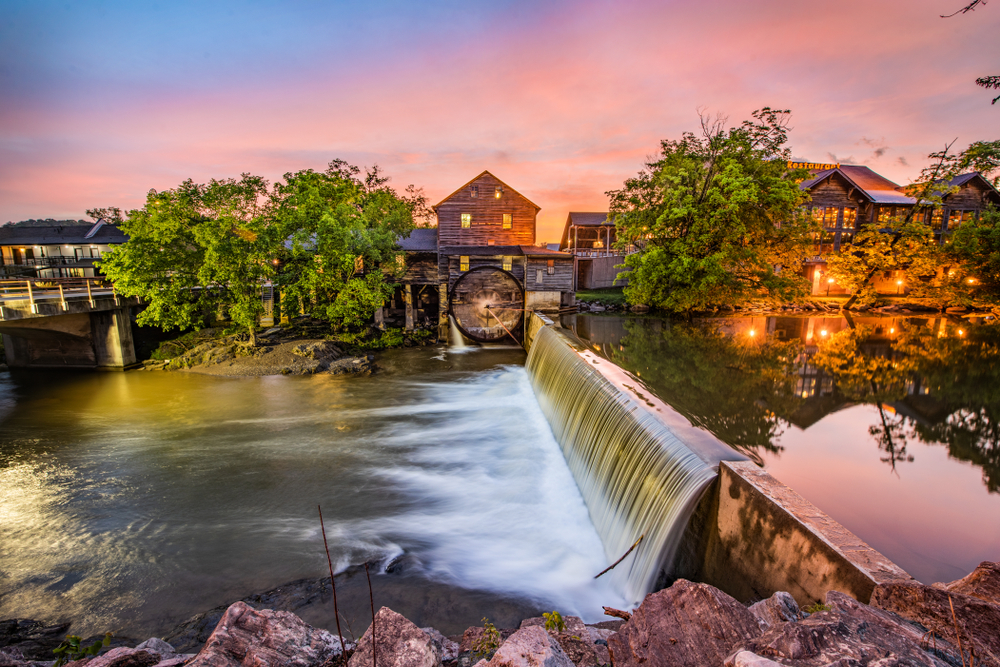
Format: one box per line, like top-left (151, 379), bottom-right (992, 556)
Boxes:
top-left (524, 323), bottom-right (747, 604)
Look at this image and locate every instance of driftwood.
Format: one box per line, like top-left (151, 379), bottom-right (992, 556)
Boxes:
top-left (603, 607), bottom-right (632, 621)
top-left (595, 534), bottom-right (645, 579)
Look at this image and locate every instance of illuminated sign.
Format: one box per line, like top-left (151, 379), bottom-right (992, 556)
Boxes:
top-left (787, 161), bottom-right (840, 170)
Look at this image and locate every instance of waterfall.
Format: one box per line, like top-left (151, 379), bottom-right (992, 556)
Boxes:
top-left (449, 315), bottom-right (468, 349)
top-left (525, 324), bottom-right (744, 604)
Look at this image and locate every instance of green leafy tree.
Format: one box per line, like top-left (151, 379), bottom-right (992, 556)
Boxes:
top-left (96, 174), bottom-right (276, 344)
top-left (273, 160), bottom-right (422, 330)
top-left (608, 108), bottom-right (815, 313)
top-left (943, 206), bottom-right (1000, 306)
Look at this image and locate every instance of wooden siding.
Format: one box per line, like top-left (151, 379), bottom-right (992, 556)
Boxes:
top-left (945, 179), bottom-right (998, 210)
top-left (525, 257), bottom-right (573, 292)
top-left (447, 255), bottom-right (526, 291)
top-left (400, 252), bottom-right (438, 284)
top-left (436, 173), bottom-right (537, 247)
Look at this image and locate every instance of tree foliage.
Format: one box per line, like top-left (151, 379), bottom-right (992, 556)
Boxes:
top-left (608, 108), bottom-right (815, 312)
top-left (96, 160), bottom-right (422, 339)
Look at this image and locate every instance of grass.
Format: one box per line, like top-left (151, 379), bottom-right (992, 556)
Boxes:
top-left (576, 286), bottom-right (627, 305)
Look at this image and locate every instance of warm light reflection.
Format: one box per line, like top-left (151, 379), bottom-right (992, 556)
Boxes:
top-left (968, 278), bottom-right (977, 284)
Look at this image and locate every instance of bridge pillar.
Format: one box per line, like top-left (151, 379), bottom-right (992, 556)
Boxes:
top-left (1, 334), bottom-right (30, 367)
top-left (90, 307), bottom-right (137, 369)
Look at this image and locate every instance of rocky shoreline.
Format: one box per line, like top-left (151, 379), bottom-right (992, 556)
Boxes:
top-left (3, 561), bottom-right (997, 667)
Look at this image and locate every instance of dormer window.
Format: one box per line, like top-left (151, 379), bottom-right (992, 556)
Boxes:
top-left (461, 213), bottom-right (472, 228)
top-left (502, 213), bottom-right (512, 229)
top-left (494, 186), bottom-right (503, 199)
top-left (470, 186), bottom-right (478, 198)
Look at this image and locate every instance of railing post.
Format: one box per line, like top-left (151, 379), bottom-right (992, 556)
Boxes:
top-left (27, 280), bottom-right (37, 313)
top-left (87, 280), bottom-right (95, 308)
top-left (59, 283), bottom-right (67, 310)
top-left (112, 283), bottom-right (120, 306)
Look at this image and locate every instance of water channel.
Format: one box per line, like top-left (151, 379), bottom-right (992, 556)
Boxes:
top-left (2, 313), bottom-right (999, 641)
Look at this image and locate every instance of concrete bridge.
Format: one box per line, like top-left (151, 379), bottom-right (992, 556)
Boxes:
top-left (0, 278), bottom-right (139, 370)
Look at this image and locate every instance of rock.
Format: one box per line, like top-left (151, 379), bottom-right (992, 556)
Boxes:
top-left (348, 606), bottom-right (441, 667)
top-left (0, 647), bottom-right (27, 667)
top-left (0, 618), bottom-right (72, 660)
top-left (292, 341), bottom-right (342, 361)
top-left (420, 628), bottom-right (459, 662)
top-left (748, 591), bottom-right (804, 629)
top-left (326, 356), bottom-right (375, 376)
top-left (483, 626), bottom-right (573, 667)
top-left (551, 633), bottom-right (595, 667)
top-left (134, 638), bottom-right (175, 659)
top-left (940, 560), bottom-right (1000, 605)
top-left (607, 579), bottom-right (762, 667)
top-left (186, 601), bottom-right (346, 667)
top-left (871, 580), bottom-right (1000, 661)
top-left (262, 327), bottom-right (282, 337)
top-left (724, 651), bottom-right (786, 667)
top-left (733, 590), bottom-right (958, 666)
top-left (84, 647), bottom-right (159, 667)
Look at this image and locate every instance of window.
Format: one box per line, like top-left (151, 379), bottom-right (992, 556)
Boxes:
top-left (461, 213), bottom-right (472, 228)
top-left (948, 210), bottom-right (969, 230)
top-left (812, 207), bottom-right (826, 226)
top-left (536, 269), bottom-right (544, 283)
top-left (547, 259), bottom-right (555, 275)
top-left (502, 213), bottom-right (512, 229)
top-left (931, 208), bottom-right (944, 230)
top-left (502, 256), bottom-right (512, 271)
top-left (470, 186), bottom-right (478, 198)
top-left (823, 207), bottom-right (838, 228)
top-left (395, 255), bottom-right (405, 270)
top-left (494, 186), bottom-right (503, 199)
top-left (878, 207), bottom-right (893, 224)
top-left (354, 256), bottom-right (364, 274)
top-left (460, 255), bottom-right (469, 272)
top-left (842, 207), bottom-right (857, 230)
top-left (487, 239), bottom-right (495, 246)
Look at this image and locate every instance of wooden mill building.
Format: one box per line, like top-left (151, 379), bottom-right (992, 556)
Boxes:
top-left (386, 171), bottom-right (575, 341)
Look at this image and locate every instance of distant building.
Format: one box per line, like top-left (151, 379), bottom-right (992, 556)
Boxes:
top-left (557, 212), bottom-right (632, 290)
top-left (795, 162), bottom-right (1000, 295)
top-left (0, 220), bottom-right (126, 279)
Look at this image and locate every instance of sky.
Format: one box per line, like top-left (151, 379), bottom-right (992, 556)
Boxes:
top-left (1, 0), bottom-right (997, 242)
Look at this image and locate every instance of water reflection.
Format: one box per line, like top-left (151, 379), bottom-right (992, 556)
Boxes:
top-left (564, 313), bottom-right (1000, 584)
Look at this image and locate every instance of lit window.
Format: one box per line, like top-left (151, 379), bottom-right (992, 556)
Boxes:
top-left (460, 255), bottom-right (469, 272)
top-left (461, 213), bottom-right (471, 228)
top-left (812, 207), bottom-right (825, 225)
top-left (878, 207), bottom-right (893, 224)
top-left (502, 256), bottom-right (512, 271)
top-left (536, 269), bottom-right (543, 283)
top-left (494, 186), bottom-right (503, 199)
top-left (843, 207), bottom-right (857, 229)
top-left (547, 259), bottom-right (555, 275)
top-left (948, 210), bottom-right (967, 230)
top-left (824, 207), bottom-right (838, 228)
top-left (354, 256), bottom-right (364, 274)
top-left (931, 208), bottom-right (943, 229)
top-left (502, 213), bottom-right (512, 229)
top-left (470, 186), bottom-right (478, 198)
top-left (395, 255), bottom-right (405, 270)
top-left (487, 239), bottom-right (495, 246)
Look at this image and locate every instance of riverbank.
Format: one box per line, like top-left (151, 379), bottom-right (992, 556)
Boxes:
top-left (135, 319), bottom-right (436, 377)
top-left (3, 561), bottom-right (997, 666)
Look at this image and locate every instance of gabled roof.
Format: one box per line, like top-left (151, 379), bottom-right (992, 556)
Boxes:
top-left (432, 170), bottom-right (541, 212)
top-left (397, 227), bottom-right (438, 251)
top-left (937, 172), bottom-right (1000, 204)
top-left (566, 212), bottom-right (611, 226)
top-left (799, 165), bottom-right (916, 205)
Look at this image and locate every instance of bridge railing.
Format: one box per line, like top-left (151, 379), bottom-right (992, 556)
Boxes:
top-left (0, 278), bottom-right (118, 314)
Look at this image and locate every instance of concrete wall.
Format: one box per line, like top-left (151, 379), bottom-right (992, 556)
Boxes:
top-left (525, 312), bottom-right (914, 605)
top-left (525, 290), bottom-right (562, 312)
top-left (576, 256), bottom-right (629, 290)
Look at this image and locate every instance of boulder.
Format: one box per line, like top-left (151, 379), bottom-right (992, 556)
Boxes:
top-left (186, 601), bottom-right (346, 667)
top-left (732, 590), bottom-right (958, 666)
top-left (724, 652), bottom-right (786, 667)
top-left (871, 580), bottom-right (1000, 661)
top-left (0, 618), bottom-right (73, 661)
top-left (607, 579), bottom-right (762, 667)
top-left (292, 342), bottom-right (342, 361)
top-left (348, 607), bottom-right (441, 667)
top-left (420, 628), bottom-right (459, 662)
top-left (81, 647), bottom-right (159, 667)
top-left (516, 616), bottom-right (594, 666)
top-left (940, 560), bottom-right (1000, 605)
top-left (134, 638), bottom-right (175, 660)
top-left (748, 592), bottom-right (804, 629)
top-left (0, 647), bottom-right (27, 667)
top-left (483, 626), bottom-right (573, 667)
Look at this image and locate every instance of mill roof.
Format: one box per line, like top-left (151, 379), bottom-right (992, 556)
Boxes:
top-left (799, 165), bottom-right (916, 205)
top-left (397, 227), bottom-right (438, 251)
top-left (432, 170), bottom-right (541, 212)
top-left (0, 221), bottom-right (127, 246)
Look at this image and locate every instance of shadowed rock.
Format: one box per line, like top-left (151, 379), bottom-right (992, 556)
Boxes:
top-left (607, 579), bottom-right (763, 667)
top-left (940, 560), bottom-right (1000, 606)
top-left (483, 626), bottom-right (573, 667)
top-left (748, 592), bottom-right (804, 629)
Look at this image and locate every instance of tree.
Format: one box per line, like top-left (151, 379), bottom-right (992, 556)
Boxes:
top-left (608, 108), bottom-right (815, 313)
top-left (941, 1), bottom-right (999, 105)
top-left (96, 175), bottom-right (276, 343)
top-left (272, 160), bottom-right (422, 330)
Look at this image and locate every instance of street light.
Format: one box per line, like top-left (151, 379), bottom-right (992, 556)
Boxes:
top-left (896, 279), bottom-right (903, 295)
top-left (827, 277), bottom-right (834, 297)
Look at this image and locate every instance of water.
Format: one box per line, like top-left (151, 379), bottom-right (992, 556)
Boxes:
top-left (564, 313), bottom-right (1000, 585)
top-left (448, 316), bottom-right (468, 350)
top-left (525, 325), bottom-right (742, 604)
top-left (0, 347), bottom-right (627, 639)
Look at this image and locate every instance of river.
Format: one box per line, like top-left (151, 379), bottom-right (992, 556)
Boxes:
top-left (0, 346), bottom-right (625, 639)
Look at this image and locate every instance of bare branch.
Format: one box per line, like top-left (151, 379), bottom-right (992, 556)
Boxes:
top-left (941, 0), bottom-right (986, 17)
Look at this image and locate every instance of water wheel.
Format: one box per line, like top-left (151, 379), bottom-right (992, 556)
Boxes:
top-left (449, 266), bottom-right (524, 343)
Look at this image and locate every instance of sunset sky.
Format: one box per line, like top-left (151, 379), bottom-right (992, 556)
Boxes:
top-left (1, 0), bottom-right (997, 242)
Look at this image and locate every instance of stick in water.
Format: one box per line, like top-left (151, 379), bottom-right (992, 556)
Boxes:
top-left (595, 533), bottom-right (645, 579)
top-left (318, 506), bottom-right (345, 656)
top-left (365, 562), bottom-right (376, 667)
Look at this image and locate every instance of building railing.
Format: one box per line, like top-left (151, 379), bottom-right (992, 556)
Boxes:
top-left (0, 277), bottom-right (118, 315)
top-left (0, 256), bottom-right (98, 269)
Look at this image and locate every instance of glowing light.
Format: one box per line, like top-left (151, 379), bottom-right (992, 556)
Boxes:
top-left (820, 329), bottom-right (828, 336)
top-left (748, 329), bottom-right (756, 337)
top-left (890, 327), bottom-right (895, 333)
top-left (827, 278), bottom-right (834, 283)
top-left (958, 329), bottom-right (965, 336)
top-left (968, 278), bottom-right (977, 284)
top-left (896, 280), bottom-right (903, 286)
